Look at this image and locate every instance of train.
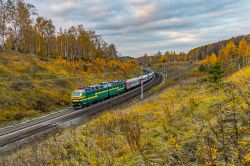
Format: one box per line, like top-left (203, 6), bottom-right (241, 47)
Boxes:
top-left (71, 69), bottom-right (155, 109)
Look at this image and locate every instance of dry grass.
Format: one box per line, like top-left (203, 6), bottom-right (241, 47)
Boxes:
top-left (3, 63), bottom-right (250, 165)
top-left (0, 51), bottom-right (140, 126)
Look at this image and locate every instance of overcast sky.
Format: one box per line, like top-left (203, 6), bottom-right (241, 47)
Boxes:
top-left (26, 0), bottom-right (250, 57)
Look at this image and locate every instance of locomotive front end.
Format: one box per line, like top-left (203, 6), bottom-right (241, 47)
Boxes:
top-left (71, 89), bottom-right (86, 109)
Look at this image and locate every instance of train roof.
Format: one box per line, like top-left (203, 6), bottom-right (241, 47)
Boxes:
top-left (126, 77), bottom-right (140, 82)
top-left (89, 85), bottom-right (99, 88)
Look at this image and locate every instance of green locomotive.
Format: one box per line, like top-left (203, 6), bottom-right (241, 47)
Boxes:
top-left (71, 81), bottom-right (125, 109)
top-left (71, 68), bottom-right (155, 109)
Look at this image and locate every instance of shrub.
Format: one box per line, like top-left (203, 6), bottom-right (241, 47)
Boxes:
top-left (208, 62), bottom-right (224, 84)
top-left (37, 50), bottom-right (45, 57)
top-left (55, 79), bottom-right (70, 89)
top-left (14, 113), bottom-right (25, 120)
top-left (31, 94), bottom-right (55, 113)
top-left (119, 114), bottom-right (141, 151)
top-left (11, 81), bottom-right (34, 91)
top-left (199, 64), bottom-right (206, 72)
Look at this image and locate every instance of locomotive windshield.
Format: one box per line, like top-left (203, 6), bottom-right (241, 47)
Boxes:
top-left (71, 90), bottom-right (85, 97)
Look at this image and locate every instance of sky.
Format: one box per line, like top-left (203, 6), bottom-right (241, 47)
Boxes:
top-left (26, 0), bottom-right (250, 57)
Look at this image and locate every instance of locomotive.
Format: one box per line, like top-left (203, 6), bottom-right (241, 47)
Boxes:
top-left (71, 69), bottom-right (155, 109)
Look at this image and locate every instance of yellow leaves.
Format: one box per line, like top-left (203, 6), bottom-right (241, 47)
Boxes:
top-left (202, 53), bottom-right (217, 66)
top-left (159, 55), bottom-right (167, 63)
top-left (197, 144), bottom-right (217, 166)
top-left (8, 61), bottom-right (32, 72)
top-left (134, 102), bottom-right (155, 114)
top-left (168, 135), bottom-right (180, 149)
top-left (239, 140), bottom-right (249, 147)
top-left (169, 135), bottom-right (176, 145)
top-left (0, 64), bottom-right (13, 76)
top-left (94, 58), bottom-right (105, 71)
top-left (225, 67), bottom-right (250, 84)
top-left (225, 40), bottom-right (237, 57)
top-left (243, 152), bottom-right (250, 165)
top-left (209, 54), bottom-right (217, 65)
top-left (47, 63), bottom-right (70, 77)
top-left (238, 37), bottom-right (248, 57)
top-left (247, 44), bottom-right (250, 57)
top-left (211, 147), bottom-right (217, 161)
top-left (78, 135), bottom-right (86, 142)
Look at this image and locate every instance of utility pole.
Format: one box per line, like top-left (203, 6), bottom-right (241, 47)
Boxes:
top-left (164, 63), bottom-right (167, 79)
top-left (103, 62), bottom-right (106, 81)
top-left (141, 79), bottom-right (143, 99)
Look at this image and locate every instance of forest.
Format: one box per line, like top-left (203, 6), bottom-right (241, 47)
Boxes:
top-left (139, 35), bottom-right (250, 75)
top-left (0, 0), bottom-right (118, 61)
top-left (188, 34), bottom-right (250, 60)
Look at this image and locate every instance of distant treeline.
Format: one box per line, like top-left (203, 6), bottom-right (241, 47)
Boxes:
top-left (138, 51), bottom-right (187, 66)
top-left (140, 35), bottom-right (250, 71)
top-left (188, 35), bottom-right (250, 70)
top-left (188, 34), bottom-right (250, 60)
top-left (0, 0), bottom-right (118, 61)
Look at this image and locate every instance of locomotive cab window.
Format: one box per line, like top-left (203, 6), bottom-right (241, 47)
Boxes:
top-left (72, 91), bottom-right (85, 97)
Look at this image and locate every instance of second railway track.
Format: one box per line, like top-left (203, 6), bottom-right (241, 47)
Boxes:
top-left (0, 73), bottom-right (163, 152)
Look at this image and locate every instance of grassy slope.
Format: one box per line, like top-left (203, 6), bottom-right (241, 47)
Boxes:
top-left (4, 65), bottom-right (250, 165)
top-left (0, 51), bottom-right (139, 126)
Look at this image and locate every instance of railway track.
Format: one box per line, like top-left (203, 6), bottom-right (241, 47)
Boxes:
top-left (0, 73), bottom-right (163, 152)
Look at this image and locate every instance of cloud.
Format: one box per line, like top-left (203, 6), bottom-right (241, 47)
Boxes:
top-left (48, 0), bottom-right (79, 15)
top-left (134, 3), bottom-right (158, 21)
top-left (127, 0), bottom-right (146, 5)
top-left (25, 0), bottom-right (250, 57)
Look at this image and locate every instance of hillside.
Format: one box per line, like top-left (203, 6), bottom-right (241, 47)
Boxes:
top-left (136, 34), bottom-right (250, 71)
top-left (0, 51), bottom-right (139, 126)
top-left (5, 64), bottom-right (249, 165)
top-left (188, 34), bottom-right (250, 60)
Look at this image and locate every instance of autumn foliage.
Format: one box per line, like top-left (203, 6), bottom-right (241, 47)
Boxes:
top-left (1, 0), bottom-right (119, 62)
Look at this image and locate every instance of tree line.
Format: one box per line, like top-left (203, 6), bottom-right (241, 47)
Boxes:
top-left (0, 0), bottom-right (118, 61)
top-left (198, 37), bottom-right (250, 73)
top-left (188, 35), bottom-right (250, 67)
top-left (139, 35), bottom-right (250, 72)
top-left (138, 51), bottom-right (187, 66)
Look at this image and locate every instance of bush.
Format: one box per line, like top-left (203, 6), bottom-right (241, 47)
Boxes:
top-left (31, 94), bottom-right (55, 113)
top-left (199, 64), bottom-right (206, 72)
top-left (55, 79), bottom-right (70, 89)
top-left (208, 62), bottom-right (224, 84)
top-left (37, 50), bottom-right (45, 57)
top-left (14, 113), bottom-right (25, 120)
top-left (11, 81), bottom-right (34, 91)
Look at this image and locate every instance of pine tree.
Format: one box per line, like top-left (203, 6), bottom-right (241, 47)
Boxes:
top-left (208, 62), bottom-right (224, 86)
